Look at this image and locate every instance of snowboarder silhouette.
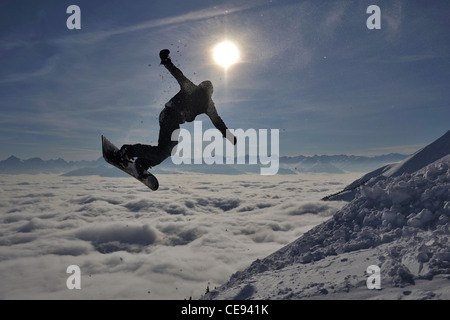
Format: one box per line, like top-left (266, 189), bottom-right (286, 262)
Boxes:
top-left (119, 49), bottom-right (236, 179)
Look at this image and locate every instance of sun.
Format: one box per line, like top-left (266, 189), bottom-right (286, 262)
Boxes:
top-left (213, 41), bottom-right (240, 69)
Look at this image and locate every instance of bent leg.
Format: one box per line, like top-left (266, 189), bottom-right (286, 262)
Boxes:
top-left (157, 107), bottom-right (181, 151)
top-left (121, 107), bottom-right (181, 170)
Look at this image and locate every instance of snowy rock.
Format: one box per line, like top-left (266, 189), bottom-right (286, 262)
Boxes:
top-left (407, 209), bottom-right (435, 228)
top-left (387, 262), bottom-right (415, 287)
top-left (443, 201), bottom-right (450, 215)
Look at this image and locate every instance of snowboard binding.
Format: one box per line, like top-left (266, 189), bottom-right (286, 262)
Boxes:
top-left (114, 146), bottom-right (133, 168)
top-left (102, 135), bottom-right (159, 191)
top-left (135, 158), bottom-right (153, 180)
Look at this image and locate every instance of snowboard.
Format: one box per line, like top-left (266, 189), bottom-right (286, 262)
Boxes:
top-left (101, 135), bottom-right (159, 191)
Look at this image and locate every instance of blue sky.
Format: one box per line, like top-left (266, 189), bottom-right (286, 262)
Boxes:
top-left (0, 0), bottom-right (449, 161)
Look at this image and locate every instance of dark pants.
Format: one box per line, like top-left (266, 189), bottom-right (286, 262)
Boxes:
top-left (126, 107), bottom-right (181, 170)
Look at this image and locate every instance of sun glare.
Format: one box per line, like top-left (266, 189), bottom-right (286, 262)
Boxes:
top-left (213, 41), bottom-right (240, 69)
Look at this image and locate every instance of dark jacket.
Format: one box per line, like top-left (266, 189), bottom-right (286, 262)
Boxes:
top-left (163, 61), bottom-right (230, 139)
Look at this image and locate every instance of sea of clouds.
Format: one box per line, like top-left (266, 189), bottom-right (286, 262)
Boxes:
top-left (0, 172), bottom-right (361, 299)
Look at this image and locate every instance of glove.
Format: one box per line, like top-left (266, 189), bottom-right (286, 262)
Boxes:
top-left (159, 49), bottom-right (171, 65)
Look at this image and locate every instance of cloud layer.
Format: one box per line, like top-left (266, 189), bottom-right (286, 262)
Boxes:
top-left (0, 172), bottom-right (360, 299)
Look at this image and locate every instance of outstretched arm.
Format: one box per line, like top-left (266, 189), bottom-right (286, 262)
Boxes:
top-left (160, 50), bottom-right (195, 90)
top-left (207, 103), bottom-right (237, 145)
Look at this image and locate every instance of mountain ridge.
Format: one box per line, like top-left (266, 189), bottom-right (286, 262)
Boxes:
top-left (324, 130), bottom-right (450, 201)
top-left (0, 153), bottom-right (409, 175)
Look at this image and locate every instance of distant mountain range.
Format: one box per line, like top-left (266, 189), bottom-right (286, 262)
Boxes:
top-left (0, 153), bottom-right (409, 176)
top-left (0, 155), bottom-right (104, 174)
top-left (279, 153), bottom-right (407, 174)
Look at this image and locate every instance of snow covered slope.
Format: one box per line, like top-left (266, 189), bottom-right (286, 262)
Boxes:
top-left (205, 152), bottom-right (450, 300)
top-left (324, 130), bottom-right (450, 201)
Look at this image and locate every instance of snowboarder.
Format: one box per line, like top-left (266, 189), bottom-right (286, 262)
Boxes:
top-left (118, 49), bottom-right (237, 179)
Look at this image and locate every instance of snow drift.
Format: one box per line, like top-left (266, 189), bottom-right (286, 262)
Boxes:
top-left (205, 132), bottom-right (450, 300)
